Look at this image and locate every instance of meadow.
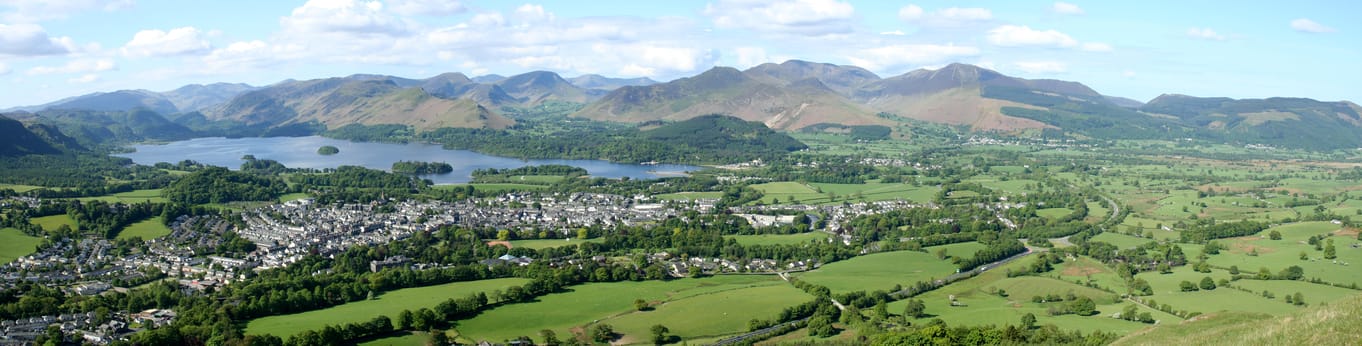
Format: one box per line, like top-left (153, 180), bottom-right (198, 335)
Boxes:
top-left (507, 237), bottom-right (602, 250)
top-left (727, 232), bottom-right (831, 246)
top-left (115, 217), bottom-right (172, 240)
top-left (31, 214), bottom-right (77, 232)
top-left (794, 250), bottom-right (959, 294)
top-left (245, 278), bottom-right (530, 338)
top-left (0, 228), bottom-right (42, 263)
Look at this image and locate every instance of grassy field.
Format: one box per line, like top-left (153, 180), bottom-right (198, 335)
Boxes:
top-left (278, 193), bottom-right (311, 203)
top-left (1202, 222), bottom-right (1360, 288)
top-left (1036, 208), bottom-right (1075, 219)
top-left (31, 215), bottom-right (77, 232)
top-left (727, 232), bottom-right (831, 246)
top-left (76, 189), bottom-right (165, 203)
top-left (245, 278), bottom-right (531, 338)
top-left (0, 184), bottom-right (44, 193)
top-left (508, 237), bottom-right (602, 250)
top-left (750, 181), bottom-right (937, 205)
top-left (115, 217), bottom-right (172, 240)
top-left (357, 331), bottom-right (430, 346)
top-left (1091, 232), bottom-right (1155, 249)
top-left (450, 275), bottom-right (799, 344)
top-left (795, 250), bottom-right (958, 294)
top-left (0, 228), bottom-right (42, 263)
top-left (653, 191), bottom-right (723, 201)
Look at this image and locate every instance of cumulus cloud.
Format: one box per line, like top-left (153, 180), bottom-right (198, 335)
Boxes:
top-left (734, 46), bottom-right (770, 68)
top-left (1013, 61), bottom-right (1066, 74)
top-left (1052, 2), bottom-right (1083, 15)
top-left (845, 44), bottom-right (979, 72)
top-left (987, 25), bottom-right (1077, 47)
top-left (1290, 18), bottom-right (1335, 33)
top-left (704, 0), bottom-right (856, 36)
top-left (385, 0), bottom-right (464, 16)
top-left (898, 4), bottom-right (993, 26)
top-left (1186, 27), bottom-right (1224, 40)
top-left (593, 43), bottom-right (719, 77)
top-left (121, 27), bottom-right (211, 57)
top-left (879, 30), bottom-right (906, 36)
top-left (0, 23), bottom-right (75, 56)
top-left (281, 0), bottom-right (412, 36)
top-left (26, 58), bottom-right (113, 75)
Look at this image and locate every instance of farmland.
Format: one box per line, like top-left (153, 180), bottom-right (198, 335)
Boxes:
top-left (115, 217), bottom-right (172, 240)
top-left (0, 228), bottom-right (41, 263)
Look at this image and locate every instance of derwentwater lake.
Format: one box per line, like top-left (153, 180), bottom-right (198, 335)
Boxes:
top-left (115, 136), bottom-right (702, 184)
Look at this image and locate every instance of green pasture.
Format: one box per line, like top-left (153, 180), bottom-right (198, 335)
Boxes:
top-left (115, 217), bottom-right (172, 240)
top-left (727, 232), bottom-right (830, 246)
top-left (0, 228), bottom-right (42, 263)
top-left (795, 250), bottom-right (958, 294)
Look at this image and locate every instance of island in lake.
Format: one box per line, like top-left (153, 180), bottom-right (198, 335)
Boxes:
top-left (317, 145), bottom-right (339, 155)
top-left (392, 160), bottom-right (453, 175)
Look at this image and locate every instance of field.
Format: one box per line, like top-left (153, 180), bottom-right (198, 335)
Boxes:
top-left (749, 181), bottom-right (937, 205)
top-left (507, 237), bottom-right (602, 250)
top-left (1036, 208), bottom-right (1075, 219)
top-left (1112, 294), bottom-right (1362, 346)
top-left (727, 232), bottom-right (831, 246)
top-left (794, 250), bottom-right (959, 293)
top-left (245, 278), bottom-right (531, 338)
top-left (450, 275), bottom-right (806, 344)
top-left (31, 215), bottom-right (77, 232)
top-left (435, 183), bottom-right (547, 193)
top-left (1090, 232), bottom-right (1155, 249)
top-left (76, 189), bottom-right (166, 203)
top-left (0, 184), bottom-right (43, 193)
top-left (278, 193), bottom-right (311, 203)
top-left (0, 228), bottom-right (42, 263)
top-left (115, 217), bottom-right (172, 240)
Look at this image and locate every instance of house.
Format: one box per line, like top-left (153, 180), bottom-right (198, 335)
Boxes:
top-left (369, 256), bottom-right (410, 272)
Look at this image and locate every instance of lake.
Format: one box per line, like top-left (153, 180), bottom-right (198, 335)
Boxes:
top-left (115, 136), bottom-right (702, 184)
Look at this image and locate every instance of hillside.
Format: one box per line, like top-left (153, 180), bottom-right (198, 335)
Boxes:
top-left (568, 74), bottom-right (657, 91)
top-left (20, 108), bottom-right (196, 147)
top-left (205, 78), bottom-right (513, 131)
top-left (495, 71), bottom-right (596, 104)
top-left (641, 114), bottom-right (807, 156)
top-left (35, 90), bottom-right (179, 115)
top-left (1113, 293), bottom-right (1362, 345)
top-left (160, 83), bottom-right (258, 112)
top-left (1136, 95), bottom-right (1362, 150)
top-left (0, 115), bottom-right (63, 156)
top-left (575, 66), bottom-right (886, 130)
top-left (742, 59), bottom-right (880, 97)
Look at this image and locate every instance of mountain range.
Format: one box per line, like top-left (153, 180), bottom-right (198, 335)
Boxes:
top-left (4, 60), bottom-right (1360, 150)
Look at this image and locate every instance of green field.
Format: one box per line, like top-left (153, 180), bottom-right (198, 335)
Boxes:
top-left (0, 228), bottom-right (42, 263)
top-left (727, 232), bottom-right (831, 246)
top-left (1091, 232), bottom-right (1155, 249)
top-left (31, 215), bottom-right (77, 232)
top-left (450, 275), bottom-right (798, 344)
top-left (245, 278), bottom-right (531, 338)
top-left (750, 181), bottom-right (937, 205)
top-left (1036, 208), bottom-right (1075, 219)
top-left (278, 193), bottom-right (311, 203)
top-left (76, 189), bottom-right (165, 203)
top-left (115, 217), bottom-right (172, 240)
top-left (357, 331), bottom-right (430, 346)
top-left (795, 250), bottom-right (958, 293)
top-left (508, 237), bottom-right (602, 250)
top-left (0, 184), bottom-right (44, 193)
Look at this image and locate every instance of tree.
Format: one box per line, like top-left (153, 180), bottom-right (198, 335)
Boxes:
top-left (1324, 239), bottom-right (1337, 259)
top-left (1278, 265), bottom-right (1305, 280)
top-left (807, 315), bottom-right (836, 337)
top-left (904, 299), bottom-right (926, 318)
top-left (591, 324), bottom-right (615, 343)
top-left (398, 310), bottom-right (413, 330)
top-left (1269, 230), bottom-right (1282, 240)
top-left (540, 329), bottom-right (560, 346)
top-left (635, 298), bottom-right (650, 311)
top-left (1293, 292), bottom-right (1306, 306)
top-left (428, 330), bottom-right (449, 346)
top-left (1069, 297), bottom-right (1097, 316)
top-left (650, 324), bottom-right (671, 345)
top-left (1199, 276), bottom-right (1217, 290)
top-left (1180, 280), bottom-right (1199, 292)
top-left (1020, 313), bottom-right (1037, 329)
top-left (497, 229), bottom-right (511, 241)
top-left (874, 300), bottom-right (889, 319)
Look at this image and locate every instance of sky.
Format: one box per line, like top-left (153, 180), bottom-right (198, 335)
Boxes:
top-left (1, 0), bottom-right (1358, 108)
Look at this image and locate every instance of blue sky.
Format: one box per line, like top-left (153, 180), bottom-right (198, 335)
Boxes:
top-left (1, 0), bottom-right (1357, 108)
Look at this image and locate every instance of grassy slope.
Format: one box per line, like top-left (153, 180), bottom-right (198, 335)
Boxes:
top-left (245, 278), bottom-right (530, 338)
top-left (115, 217), bottom-right (172, 240)
top-left (31, 215), bottom-right (77, 232)
top-left (795, 250), bottom-right (958, 294)
top-left (1113, 293), bottom-right (1362, 346)
top-left (0, 228), bottom-right (42, 263)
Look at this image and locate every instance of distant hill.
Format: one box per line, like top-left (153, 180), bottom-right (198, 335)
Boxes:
top-left (641, 114), bottom-right (807, 156)
top-left (743, 59), bottom-right (880, 97)
top-left (1136, 94), bottom-right (1362, 150)
top-left (495, 71), bottom-right (596, 104)
top-left (568, 74), bottom-right (658, 91)
top-left (575, 66), bottom-right (887, 130)
top-left (22, 108), bottom-right (196, 147)
top-left (36, 90), bottom-right (179, 115)
top-left (205, 78), bottom-right (514, 131)
top-left (160, 83), bottom-right (258, 112)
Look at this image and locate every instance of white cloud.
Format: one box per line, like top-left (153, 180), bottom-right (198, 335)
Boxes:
top-left (1052, 2), bottom-right (1083, 15)
top-left (1186, 27), bottom-right (1224, 40)
top-left (513, 4), bottom-right (553, 24)
top-left (121, 27), bottom-right (211, 57)
top-left (734, 46), bottom-right (770, 68)
top-left (281, 0), bottom-right (412, 36)
top-left (879, 30), bottom-right (906, 36)
top-left (987, 25), bottom-right (1077, 47)
top-left (899, 4), bottom-right (993, 26)
top-left (845, 44), bottom-right (979, 72)
top-left (385, 0), bottom-right (464, 16)
top-left (0, 62), bottom-right (9, 75)
top-left (201, 40), bottom-right (305, 72)
top-left (897, 4), bottom-right (923, 21)
top-left (1014, 61), bottom-right (1066, 74)
top-left (0, 0), bottom-right (133, 22)
top-left (1122, 70), bottom-right (1136, 78)
top-left (0, 23), bottom-right (75, 56)
top-left (1080, 42), bottom-right (1112, 52)
top-left (1290, 18), bottom-right (1335, 33)
top-left (67, 73), bottom-right (98, 83)
top-left (26, 59), bottom-right (114, 75)
top-left (592, 43), bottom-right (719, 77)
top-left (704, 0), bottom-right (856, 36)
